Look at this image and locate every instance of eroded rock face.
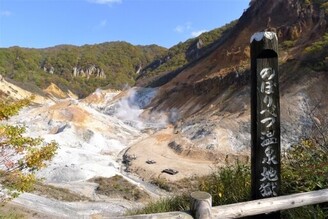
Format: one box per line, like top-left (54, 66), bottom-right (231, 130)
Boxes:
top-left (193, 70), bottom-right (249, 96)
top-left (144, 0), bottom-right (328, 158)
top-left (43, 66), bottom-right (55, 74)
top-left (186, 39), bottom-right (204, 62)
top-left (42, 64), bottom-right (106, 79)
top-left (139, 55), bottom-right (171, 76)
top-left (275, 0), bottom-right (327, 42)
top-left (72, 65), bottom-right (106, 79)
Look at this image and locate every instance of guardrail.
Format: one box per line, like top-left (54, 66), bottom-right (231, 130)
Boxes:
top-left (111, 188), bottom-right (328, 219)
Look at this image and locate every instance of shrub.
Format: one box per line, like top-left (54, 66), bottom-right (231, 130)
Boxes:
top-left (281, 138), bottom-right (328, 218)
top-left (304, 33), bottom-right (328, 55)
top-left (282, 139), bottom-right (328, 193)
top-left (199, 164), bottom-right (251, 206)
top-left (282, 40), bottom-right (296, 49)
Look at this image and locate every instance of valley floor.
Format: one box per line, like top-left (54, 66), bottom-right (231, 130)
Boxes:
top-left (125, 126), bottom-right (218, 182)
top-left (0, 88), bottom-right (227, 218)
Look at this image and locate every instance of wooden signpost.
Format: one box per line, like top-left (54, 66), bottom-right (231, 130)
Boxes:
top-left (250, 31), bottom-right (281, 218)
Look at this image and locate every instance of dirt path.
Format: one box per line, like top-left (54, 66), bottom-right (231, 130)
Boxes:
top-left (125, 127), bottom-right (220, 182)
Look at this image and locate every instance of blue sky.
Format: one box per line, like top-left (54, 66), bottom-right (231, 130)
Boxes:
top-left (0, 0), bottom-right (249, 49)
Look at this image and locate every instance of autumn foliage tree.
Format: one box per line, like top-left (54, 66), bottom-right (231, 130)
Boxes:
top-left (0, 97), bottom-right (58, 202)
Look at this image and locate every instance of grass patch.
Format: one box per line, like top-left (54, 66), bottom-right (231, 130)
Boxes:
top-left (91, 175), bottom-right (150, 201)
top-left (0, 204), bottom-right (28, 219)
top-left (150, 177), bottom-right (172, 192)
top-left (0, 202), bottom-right (51, 219)
top-left (127, 194), bottom-right (190, 215)
top-left (151, 174), bottom-right (209, 193)
top-left (32, 182), bottom-right (90, 202)
top-left (170, 176), bottom-right (200, 193)
top-left (199, 164), bottom-right (251, 205)
top-left (0, 210), bottom-right (24, 219)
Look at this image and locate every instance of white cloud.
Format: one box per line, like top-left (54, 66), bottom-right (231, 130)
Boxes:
top-left (191, 29), bottom-right (207, 37)
top-left (94, 19), bottom-right (108, 30)
top-left (87, 0), bottom-right (122, 5)
top-left (99, 19), bottom-right (107, 27)
top-left (185, 22), bottom-right (192, 30)
top-left (174, 25), bottom-right (184, 33)
top-left (0, 10), bottom-right (12, 17)
top-left (174, 22), bottom-right (192, 34)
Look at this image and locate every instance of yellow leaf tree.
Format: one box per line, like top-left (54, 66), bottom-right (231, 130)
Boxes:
top-left (0, 97), bottom-right (58, 202)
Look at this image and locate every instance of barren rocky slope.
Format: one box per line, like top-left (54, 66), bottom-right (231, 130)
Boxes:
top-left (135, 0), bottom-right (328, 159)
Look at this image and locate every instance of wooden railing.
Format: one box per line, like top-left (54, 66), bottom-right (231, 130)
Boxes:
top-left (111, 188), bottom-right (328, 219)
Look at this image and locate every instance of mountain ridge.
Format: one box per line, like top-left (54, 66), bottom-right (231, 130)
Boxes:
top-left (0, 42), bottom-right (167, 97)
top-left (0, 22), bottom-right (236, 98)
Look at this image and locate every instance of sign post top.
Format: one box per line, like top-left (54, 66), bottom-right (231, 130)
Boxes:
top-left (250, 31), bottom-right (278, 59)
top-left (250, 31), bottom-right (278, 43)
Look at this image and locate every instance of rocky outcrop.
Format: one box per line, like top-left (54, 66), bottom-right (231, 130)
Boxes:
top-left (43, 66), bottom-right (55, 74)
top-left (186, 39), bottom-right (204, 62)
top-left (135, 64), bottom-right (142, 74)
top-left (193, 70), bottom-right (249, 96)
top-left (140, 56), bottom-right (171, 76)
top-left (42, 64), bottom-right (106, 80)
top-left (72, 65), bottom-right (106, 79)
top-left (275, 0), bottom-right (327, 42)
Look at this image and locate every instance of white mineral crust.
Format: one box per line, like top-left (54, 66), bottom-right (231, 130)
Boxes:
top-left (250, 31), bottom-right (278, 43)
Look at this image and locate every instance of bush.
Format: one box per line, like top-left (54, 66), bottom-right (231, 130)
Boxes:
top-left (282, 139), bottom-right (328, 193)
top-left (281, 138), bottom-right (328, 218)
top-left (199, 164), bottom-right (251, 206)
top-left (304, 33), bottom-right (328, 55)
top-left (282, 40), bottom-right (296, 49)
